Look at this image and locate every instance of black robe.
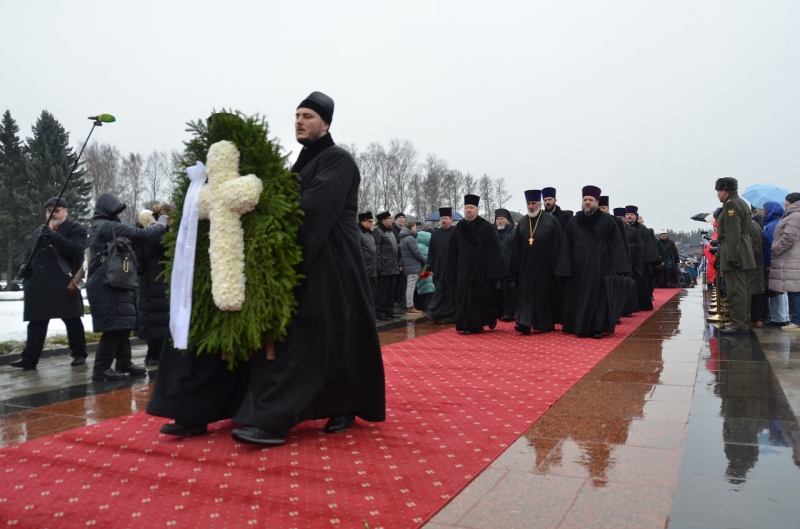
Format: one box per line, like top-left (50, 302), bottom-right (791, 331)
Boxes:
top-left (425, 227), bottom-right (457, 322)
top-left (548, 205), bottom-right (573, 230)
top-left (556, 210), bottom-right (629, 335)
top-left (234, 134), bottom-right (386, 434)
top-left (630, 221), bottom-right (660, 310)
top-left (622, 222), bottom-right (641, 314)
top-left (511, 211), bottom-right (563, 331)
top-left (445, 216), bottom-right (505, 332)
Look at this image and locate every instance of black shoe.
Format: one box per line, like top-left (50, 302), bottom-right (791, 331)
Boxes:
top-left (390, 314), bottom-right (402, 319)
top-left (325, 414), bottom-right (356, 434)
top-left (623, 313), bottom-right (633, 318)
top-left (116, 364), bottom-right (147, 375)
top-left (9, 359), bottom-right (36, 370)
top-left (144, 357), bottom-right (159, 366)
top-left (500, 316), bottom-right (514, 322)
top-left (514, 323), bottom-right (531, 335)
top-left (231, 426), bottom-right (286, 446)
top-left (591, 332), bottom-right (603, 339)
top-left (70, 356), bottom-right (87, 366)
top-left (488, 321), bottom-right (497, 330)
top-left (92, 369), bottom-right (127, 381)
top-left (720, 327), bottom-right (752, 335)
top-left (160, 421), bottom-right (207, 436)
top-left (463, 328), bottom-right (484, 335)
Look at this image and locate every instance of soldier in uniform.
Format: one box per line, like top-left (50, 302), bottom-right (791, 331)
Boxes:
top-left (715, 177), bottom-right (756, 335)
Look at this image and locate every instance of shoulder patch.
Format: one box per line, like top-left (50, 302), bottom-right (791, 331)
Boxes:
top-left (727, 209), bottom-right (735, 217)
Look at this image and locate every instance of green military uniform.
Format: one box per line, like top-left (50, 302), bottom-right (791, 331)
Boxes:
top-left (716, 179), bottom-right (755, 331)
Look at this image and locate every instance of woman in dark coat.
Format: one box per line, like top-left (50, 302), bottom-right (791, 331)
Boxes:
top-left (135, 205), bottom-right (174, 365)
top-left (86, 194), bottom-right (167, 381)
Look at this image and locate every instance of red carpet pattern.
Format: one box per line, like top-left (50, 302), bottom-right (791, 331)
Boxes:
top-left (0, 289), bottom-right (680, 528)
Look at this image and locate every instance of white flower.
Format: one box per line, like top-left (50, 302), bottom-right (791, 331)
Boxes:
top-left (198, 141), bottom-right (263, 311)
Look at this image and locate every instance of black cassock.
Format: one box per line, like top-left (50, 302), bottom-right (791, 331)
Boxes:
top-left (426, 227), bottom-right (457, 323)
top-left (445, 216), bottom-right (506, 332)
top-left (234, 134), bottom-right (386, 434)
top-left (631, 222), bottom-right (660, 310)
top-left (621, 221), bottom-right (641, 314)
top-left (511, 211), bottom-right (563, 331)
top-left (556, 211), bottom-right (629, 335)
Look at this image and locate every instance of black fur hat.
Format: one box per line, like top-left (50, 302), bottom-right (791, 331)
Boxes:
top-left (715, 177), bottom-right (738, 192)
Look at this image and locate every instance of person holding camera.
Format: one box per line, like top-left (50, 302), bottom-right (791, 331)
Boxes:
top-left (10, 197), bottom-right (88, 370)
top-left (86, 194), bottom-right (167, 381)
top-left (715, 177), bottom-right (755, 335)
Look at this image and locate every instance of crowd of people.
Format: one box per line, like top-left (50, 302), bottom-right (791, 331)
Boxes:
top-left (11, 91), bottom-right (797, 451)
top-left (706, 178), bottom-right (800, 335)
top-left (359, 187), bottom-right (690, 339)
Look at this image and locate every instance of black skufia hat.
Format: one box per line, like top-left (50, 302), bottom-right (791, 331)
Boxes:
top-left (297, 91), bottom-right (334, 124)
top-left (438, 207), bottom-right (453, 217)
top-left (464, 195), bottom-right (480, 207)
top-left (495, 208), bottom-right (511, 221)
top-left (598, 196), bottom-right (609, 207)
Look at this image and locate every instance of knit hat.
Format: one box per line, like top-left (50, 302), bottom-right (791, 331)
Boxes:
top-left (786, 192), bottom-right (800, 204)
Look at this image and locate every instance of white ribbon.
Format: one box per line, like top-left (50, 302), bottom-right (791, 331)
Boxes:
top-left (169, 162), bottom-right (208, 350)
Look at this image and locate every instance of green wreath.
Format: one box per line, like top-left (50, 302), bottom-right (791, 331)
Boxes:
top-left (163, 111), bottom-right (303, 368)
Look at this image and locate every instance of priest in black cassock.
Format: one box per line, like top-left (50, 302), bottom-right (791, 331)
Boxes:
top-left (511, 189), bottom-right (563, 334)
top-left (615, 207), bottom-right (641, 315)
top-left (426, 207), bottom-right (457, 323)
top-left (231, 92), bottom-right (386, 446)
top-left (542, 187), bottom-right (573, 229)
top-left (445, 195), bottom-right (506, 334)
top-left (556, 186), bottom-right (629, 338)
top-left (625, 205), bottom-right (660, 311)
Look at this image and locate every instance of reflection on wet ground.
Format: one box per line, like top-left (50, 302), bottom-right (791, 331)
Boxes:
top-left (3, 289), bottom-right (800, 527)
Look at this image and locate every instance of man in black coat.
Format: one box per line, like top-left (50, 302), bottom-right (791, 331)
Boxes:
top-left (512, 190), bottom-right (563, 334)
top-left (445, 195), bottom-right (506, 334)
top-left (542, 187), bottom-right (573, 229)
top-left (373, 211), bottom-right (400, 320)
top-left (625, 206), bottom-right (660, 310)
top-left (495, 208), bottom-right (516, 321)
top-left (358, 211), bottom-right (377, 293)
top-left (556, 186), bottom-right (629, 338)
top-left (614, 207), bottom-right (641, 315)
top-left (232, 91), bottom-right (386, 446)
top-left (426, 207), bottom-right (457, 323)
top-left (10, 197), bottom-right (88, 370)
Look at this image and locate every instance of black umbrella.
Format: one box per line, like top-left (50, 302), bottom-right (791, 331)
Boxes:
top-left (691, 212), bottom-right (710, 222)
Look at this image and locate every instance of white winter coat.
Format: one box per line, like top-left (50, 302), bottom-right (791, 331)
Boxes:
top-left (769, 201), bottom-right (800, 293)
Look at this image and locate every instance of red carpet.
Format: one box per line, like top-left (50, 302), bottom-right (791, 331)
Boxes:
top-left (0, 289), bottom-right (679, 528)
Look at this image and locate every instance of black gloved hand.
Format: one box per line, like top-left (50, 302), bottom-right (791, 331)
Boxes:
top-left (16, 264), bottom-right (30, 280)
top-left (731, 261), bottom-right (742, 269)
top-left (39, 225), bottom-right (55, 241)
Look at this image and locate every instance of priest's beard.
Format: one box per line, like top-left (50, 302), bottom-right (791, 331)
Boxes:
top-left (528, 206), bottom-right (541, 217)
top-left (582, 205), bottom-right (598, 216)
top-left (544, 203), bottom-right (554, 212)
top-left (47, 215), bottom-right (66, 227)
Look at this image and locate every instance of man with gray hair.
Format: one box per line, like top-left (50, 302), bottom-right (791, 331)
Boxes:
top-left (10, 197), bottom-right (88, 370)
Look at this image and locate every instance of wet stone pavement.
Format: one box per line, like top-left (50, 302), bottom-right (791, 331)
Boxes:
top-left (2, 290), bottom-right (800, 528)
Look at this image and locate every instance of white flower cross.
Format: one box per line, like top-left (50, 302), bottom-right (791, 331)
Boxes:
top-left (198, 140), bottom-right (264, 311)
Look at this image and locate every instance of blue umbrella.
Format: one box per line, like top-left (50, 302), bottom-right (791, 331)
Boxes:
top-left (741, 184), bottom-right (790, 208)
top-left (425, 210), bottom-right (464, 222)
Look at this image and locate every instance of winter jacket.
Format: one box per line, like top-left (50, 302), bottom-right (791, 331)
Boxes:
top-left (373, 224), bottom-right (399, 276)
top-left (769, 201), bottom-right (800, 293)
top-left (359, 223), bottom-right (377, 278)
top-left (762, 201), bottom-right (784, 268)
top-left (20, 219), bottom-right (87, 322)
top-left (86, 194), bottom-right (166, 332)
top-left (398, 227), bottom-right (426, 275)
top-left (748, 219), bottom-right (765, 295)
top-left (135, 229), bottom-right (170, 341)
top-left (717, 192), bottom-right (756, 272)
top-left (415, 230), bottom-right (435, 295)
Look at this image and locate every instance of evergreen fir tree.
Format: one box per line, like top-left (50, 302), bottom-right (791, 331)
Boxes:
top-left (0, 110), bottom-right (28, 286)
top-left (23, 111), bottom-right (92, 225)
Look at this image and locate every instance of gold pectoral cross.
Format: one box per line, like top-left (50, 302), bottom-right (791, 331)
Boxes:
top-left (528, 237), bottom-right (534, 246)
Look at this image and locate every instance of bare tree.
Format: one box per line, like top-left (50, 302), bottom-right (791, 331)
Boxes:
top-left (82, 142), bottom-right (123, 201)
top-left (143, 150), bottom-right (170, 206)
top-left (464, 173), bottom-right (477, 195)
top-left (421, 154), bottom-right (447, 215)
top-left (386, 138), bottom-right (418, 215)
top-left (119, 153), bottom-right (145, 224)
top-left (479, 174), bottom-right (495, 218)
top-left (442, 169), bottom-right (465, 214)
top-left (167, 149), bottom-right (186, 201)
top-left (494, 177), bottom-right (512, 209)
top-left (361, 142), bottom-right (391, 213)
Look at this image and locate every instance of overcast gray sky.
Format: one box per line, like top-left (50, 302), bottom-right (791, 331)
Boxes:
top-left (2, 0), bottom-right (799, 232)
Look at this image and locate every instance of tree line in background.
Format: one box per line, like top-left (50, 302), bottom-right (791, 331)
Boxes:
top-left (341, 139), bottom-right (513, 220)
top-left (0, 109), bottom-right (182, 286)
top-left (0, 110), bottom-right (513, 287)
